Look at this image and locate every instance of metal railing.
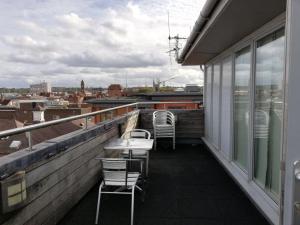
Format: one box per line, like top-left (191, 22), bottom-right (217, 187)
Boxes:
top-left (0, 101), bottom-right (201, 151)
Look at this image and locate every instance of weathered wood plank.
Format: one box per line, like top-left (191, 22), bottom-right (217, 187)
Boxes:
top-left (0, 111), bottom-right (140, 225)
top-left (3, 154), bottom-right (101, 225)
top-left (24, 165), bottom-right (100, 225)
top-left (26, 128), bottom-right (117, 187)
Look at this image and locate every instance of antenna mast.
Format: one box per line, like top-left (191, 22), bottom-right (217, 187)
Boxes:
top-left (167, 11), bottom-right (187, 62)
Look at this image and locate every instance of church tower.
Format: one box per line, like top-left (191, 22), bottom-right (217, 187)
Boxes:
top-left (80, 80), bottom-right (85, 93)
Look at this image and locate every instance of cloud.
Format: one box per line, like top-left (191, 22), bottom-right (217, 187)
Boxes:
top-left (2, 35), bottom-right (55, 52)
top-left (58, 51), bottom-right (167, 68)
top-left (56, 13), bottom-right (93, 31)
top-left (17, 20), bottom-right (47, 34)
top-left (0, 0), bottom-right (206, 88)
top-left (6, 53), bottom-right (50, 64)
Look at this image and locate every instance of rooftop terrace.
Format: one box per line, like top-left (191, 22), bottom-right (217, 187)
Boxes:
top-left (58, 143), bottom-right (270, 225)
top-left (0, 103), bottom-right (271, 225)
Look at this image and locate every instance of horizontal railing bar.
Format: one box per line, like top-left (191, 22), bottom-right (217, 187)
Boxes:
top-left (0, 101), bottom-right (201, 138)
top-left (138, 101), bottom-right (201, 105)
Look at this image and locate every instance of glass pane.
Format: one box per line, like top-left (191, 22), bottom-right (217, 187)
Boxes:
top-left (254, 28), bottom-right (285, 198)
top-left (221, 57), bottom-right (232, 158)
top-left (234, 46), bottom-right (251, 171)
top-left (212, 64), bottom-right (221, 148)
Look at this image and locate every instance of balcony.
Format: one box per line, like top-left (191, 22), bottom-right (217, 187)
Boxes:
top-left (59, 144), bottom-right (269, 225)
top-left (0, 103), bottom-right (270, 225)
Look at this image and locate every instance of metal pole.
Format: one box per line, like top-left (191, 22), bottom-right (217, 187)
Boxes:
top-left (85, 117), bottom-right (88, 129)
top-left (26, 131), bottom-right (32, 151)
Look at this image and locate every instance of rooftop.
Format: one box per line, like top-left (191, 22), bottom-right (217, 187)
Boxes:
top-left (58, 144), bottom-right (270, 225)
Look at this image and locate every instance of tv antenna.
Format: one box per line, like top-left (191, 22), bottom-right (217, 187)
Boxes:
top-left (167, 11), bottom-right (187, 62)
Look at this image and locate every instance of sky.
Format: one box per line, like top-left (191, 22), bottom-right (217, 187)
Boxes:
top-left (0, 0), bottom-right (206, 88)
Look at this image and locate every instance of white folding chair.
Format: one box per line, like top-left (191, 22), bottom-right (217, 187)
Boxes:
top-left (95, 158), bottom-right (142, 225)
top-left (121, 129), bottom-right (151, 177)
top-left (153, 110), bottom-right (176, 150)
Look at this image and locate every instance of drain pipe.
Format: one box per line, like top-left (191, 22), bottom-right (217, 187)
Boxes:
top-left (178, 0), bottom-right (219, 64)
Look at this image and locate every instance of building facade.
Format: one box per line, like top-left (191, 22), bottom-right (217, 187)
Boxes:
top-left (30, 82), bottom-right (51, 95)
top-left (178, 0), bottom-right (300, 224)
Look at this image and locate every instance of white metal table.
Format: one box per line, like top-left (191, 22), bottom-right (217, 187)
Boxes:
top-left (104, 138), bottom-right (154, 160)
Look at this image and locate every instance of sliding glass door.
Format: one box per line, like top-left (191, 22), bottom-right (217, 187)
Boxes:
top-left (233, 46), bottom-right (251, 171)
top-left (254, 28), bottom-right (285, 197)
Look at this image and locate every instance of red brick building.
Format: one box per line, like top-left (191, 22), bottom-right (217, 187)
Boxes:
top-left (107, 84), bottom-right (123, 97)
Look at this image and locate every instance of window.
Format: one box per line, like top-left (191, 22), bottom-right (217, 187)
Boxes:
top-left (212, 64), bottom-right (221, 148)
top-left (253, 28), bottom-right (285, 197)
top-left (233, 46), bottom-right (251, 171)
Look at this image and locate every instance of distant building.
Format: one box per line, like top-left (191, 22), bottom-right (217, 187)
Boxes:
top-left (185, 84), bottom-right (203, 94)
top-left (108, 84), bottom-right (123, 97)
top-left (30, 82), bottom-right (51, 95)
top-left (0, 99), bottom-right (92, 125)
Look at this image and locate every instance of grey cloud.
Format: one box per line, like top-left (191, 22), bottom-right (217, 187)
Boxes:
top-left (6, 53), bottom-right (49, 64)
top-left (101, 21), bottom-right (127, 35)
top-left (58, 51), bottom-right (167, 68)
top-left (2, 36), bottom-right (56, 52)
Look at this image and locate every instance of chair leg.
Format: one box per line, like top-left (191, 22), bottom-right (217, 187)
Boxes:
top-left (95, 183), bottom-right (103, 224)
top-left (146, 153), bottom-right (149, 177)
top-left (131, 186), bottom-right (135, 225)
top-left (173, 135), bottom-right (175, 150)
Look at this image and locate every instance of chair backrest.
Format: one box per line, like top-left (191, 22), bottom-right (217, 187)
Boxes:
top-left (101, 159), bottom-right (128, 186)
top-left (246, 110), bottom-right (270, 139)
top-left (153, 110), bottom-right (175, 125)
top-left (121, 129), bottom-right (151, 139)
top-left (254, 110), bottom-right (270, 139)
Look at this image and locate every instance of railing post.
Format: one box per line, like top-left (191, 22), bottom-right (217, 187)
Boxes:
top-left (26, 131), bottom-right (32, 151)
top-left (85, 117), bottom-right (88, 129)
top-left (126, 106), bottom-right (129, 114)
top-left (110, 111), bottom-right (113, 120)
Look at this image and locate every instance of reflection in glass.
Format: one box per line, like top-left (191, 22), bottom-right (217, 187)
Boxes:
top-left (234, 46), bottom-right (251, 171)
top-left (254, 28), bottom-right (285, 198)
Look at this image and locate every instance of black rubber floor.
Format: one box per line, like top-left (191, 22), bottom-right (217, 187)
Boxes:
top-left (58, 143), bottom-right (270, 225)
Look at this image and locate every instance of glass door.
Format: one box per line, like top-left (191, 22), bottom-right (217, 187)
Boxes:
top-left (233, 46), bottom-right (251, 171)
top-left (253, 28), bottom-right (285, 199)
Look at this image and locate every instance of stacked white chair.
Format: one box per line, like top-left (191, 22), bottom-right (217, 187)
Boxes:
top-left (121, 129), bottom-right (151, 177)
top-left (153, 110), bottom-right (176, 150)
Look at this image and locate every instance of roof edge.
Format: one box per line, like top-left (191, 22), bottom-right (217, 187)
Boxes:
top-left (177, 0), bottom-right (220, 64)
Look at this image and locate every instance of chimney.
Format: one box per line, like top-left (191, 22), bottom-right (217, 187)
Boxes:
top-left (32, 104), bottom-right (45, 123)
